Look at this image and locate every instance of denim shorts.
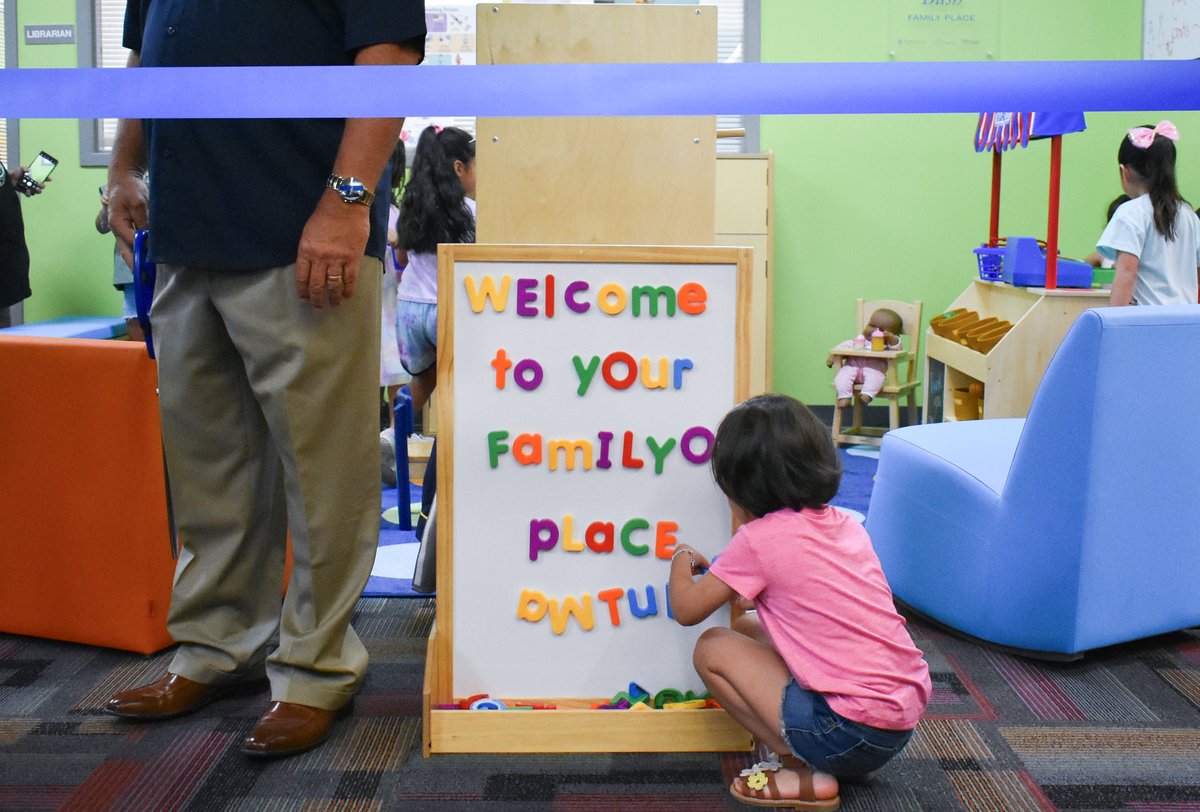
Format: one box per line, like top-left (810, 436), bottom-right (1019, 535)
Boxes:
top-left (397, 300), bottom-right (437, 376)
top-left (779, 678), bottom-right (914, 778)
top-left (120, 284), bottom-right (137, 319)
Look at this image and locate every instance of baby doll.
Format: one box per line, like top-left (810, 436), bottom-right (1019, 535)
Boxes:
top-left (826, 308), bottom-right (902, 408)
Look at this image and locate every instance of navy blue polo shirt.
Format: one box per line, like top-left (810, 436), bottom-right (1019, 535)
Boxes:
top-left (123, 0), bottom-right (426, 270)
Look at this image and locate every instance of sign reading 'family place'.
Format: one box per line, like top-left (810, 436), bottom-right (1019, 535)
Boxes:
top-left (446, 246), bottom-right (745, 698)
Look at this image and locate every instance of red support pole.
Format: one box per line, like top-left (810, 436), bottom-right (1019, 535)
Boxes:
top-left (1045, 135), bottom-right (1062, 290)
top-left (989, 150), bottom-right (1002, 247)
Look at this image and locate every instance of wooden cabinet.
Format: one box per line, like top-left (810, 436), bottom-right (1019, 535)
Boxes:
top-left (716, 153), bottom-right (773, 395)
top-left (924, 280), bottom-right (1108, 422)
top-left (475, 3), bottom-right (716, 247)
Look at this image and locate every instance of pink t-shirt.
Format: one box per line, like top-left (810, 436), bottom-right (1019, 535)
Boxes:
top-left (709, 508), bottom-right (930, 730)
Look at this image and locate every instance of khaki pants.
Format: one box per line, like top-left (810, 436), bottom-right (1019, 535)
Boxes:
top-left (153, 259), bottom-right (381, 709)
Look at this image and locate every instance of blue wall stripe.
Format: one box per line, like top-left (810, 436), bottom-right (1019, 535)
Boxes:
top-left (2, 61), bottom-right (1198, 119)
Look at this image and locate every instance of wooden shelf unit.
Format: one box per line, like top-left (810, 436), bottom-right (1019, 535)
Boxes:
top-left (716, 153), bottom-right (773, 395)
top-left (924, 280), bottom-right (1108, 422)
top-left (422, 624), bottom-right (750, 755)
top-left (422, 5), bottom-right (760, 756)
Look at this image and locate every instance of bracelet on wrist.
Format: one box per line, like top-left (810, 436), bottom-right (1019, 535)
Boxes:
top-left (672, 547), bottom-right (697, 572)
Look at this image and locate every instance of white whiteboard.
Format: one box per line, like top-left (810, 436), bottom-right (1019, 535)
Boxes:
top-left (1144, 0), bottom-right (1200, 59)
top-left (444, 247), bottom-right (746, 699)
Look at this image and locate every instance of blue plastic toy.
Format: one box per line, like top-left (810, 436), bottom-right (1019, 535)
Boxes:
top-left (392, 387), bottom-right (414, 531)
top-left (132, 229), bottom-right (156, 358)
top-left (1002, 236), bottom-right (1093, 289)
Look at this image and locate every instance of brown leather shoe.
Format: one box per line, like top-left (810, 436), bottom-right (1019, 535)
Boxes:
top-left (105, 673), bottom-right (253, 721)
top-left (240, 700), bottom-right (350, 758)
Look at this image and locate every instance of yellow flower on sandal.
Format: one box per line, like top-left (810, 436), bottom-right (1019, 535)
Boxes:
top-left (730, 756), bottom-right (842, 811)
top-left (746, 770), bottom-right (770, 791)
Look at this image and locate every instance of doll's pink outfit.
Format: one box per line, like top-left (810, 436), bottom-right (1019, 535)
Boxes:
top-left (833, 336), bottom-right (899, 399)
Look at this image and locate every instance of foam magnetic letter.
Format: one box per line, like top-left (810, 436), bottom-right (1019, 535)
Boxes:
top-left (517, 589), bottom-right (548, 623)
top-left (596, 588), bottom-right (625, 627)
top-left (548, 594), bottom-right (595, 635)
top-left (529, 519), bottom-right (559, 561)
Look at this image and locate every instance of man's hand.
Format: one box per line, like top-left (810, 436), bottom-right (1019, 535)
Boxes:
top-left (106, 172), bottom-right (149, 268)
top-left (104, 53), bottom-right (149, 268)
top-left (293, 41), bottom-right (417, 311)
top-left (295, 193), bottom-right (370, 310)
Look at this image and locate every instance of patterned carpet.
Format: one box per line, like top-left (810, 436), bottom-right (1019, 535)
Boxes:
top-left (3, 451), bottom-right (1198, 809)
top-left (1, 597), bottom-right (1199, 810)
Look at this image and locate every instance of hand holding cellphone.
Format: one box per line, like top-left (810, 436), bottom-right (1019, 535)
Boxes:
top-left (18, 151), bottom-right (58, 193)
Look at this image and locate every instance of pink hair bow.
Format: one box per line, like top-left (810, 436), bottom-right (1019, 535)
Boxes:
top-left (1128, 120), bottom-right (1179, 149)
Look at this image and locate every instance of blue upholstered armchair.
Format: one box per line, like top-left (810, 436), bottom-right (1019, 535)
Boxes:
top-left (866, 305), bottom-right (1200, 657)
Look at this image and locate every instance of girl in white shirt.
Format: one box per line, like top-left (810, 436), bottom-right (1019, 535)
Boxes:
top-left (1097, 121), bottom-right (1200, 307)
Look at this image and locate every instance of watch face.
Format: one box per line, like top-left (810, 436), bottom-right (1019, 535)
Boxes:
top-left (337, 179), bottom-right (367, 202)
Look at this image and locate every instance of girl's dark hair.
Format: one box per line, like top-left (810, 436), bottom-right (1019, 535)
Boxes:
top-left (388, 139), bottom-right (407, 206)
top-left (1119, 126), bottom-right (1184, 239)
top-left (710, 394), bottom-right (841, 518)
top-left (397, 126), bottom-right (476, 253)
top-left (1106, 193), bottom-right (1130, 223)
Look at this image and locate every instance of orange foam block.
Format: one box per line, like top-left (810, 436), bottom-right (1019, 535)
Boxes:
top-left (0, 336), bottom-right (176, 654)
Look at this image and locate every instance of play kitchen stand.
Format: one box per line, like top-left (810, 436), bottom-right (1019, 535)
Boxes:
top-left (924, 280), bottom-right (1107, 423)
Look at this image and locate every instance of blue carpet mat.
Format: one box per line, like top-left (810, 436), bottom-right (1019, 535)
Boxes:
top-left (363, 482), bottom-right (425, 597)
top-left (829, 444), bottom-right (880, 521)
top-left (362, 447), bottom-right (878, 598)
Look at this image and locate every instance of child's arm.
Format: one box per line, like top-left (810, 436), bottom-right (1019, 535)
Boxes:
top-left (669, 544), bottom-right (735, 626)
top-left (1109, 251), bottom-right (1139, 306)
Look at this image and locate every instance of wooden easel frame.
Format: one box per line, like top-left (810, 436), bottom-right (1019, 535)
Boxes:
top-left (424, 243), bottom-right (753, 755)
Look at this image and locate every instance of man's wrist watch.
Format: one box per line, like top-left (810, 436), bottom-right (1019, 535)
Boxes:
top-left (326, 174), bottom-right (375, 207)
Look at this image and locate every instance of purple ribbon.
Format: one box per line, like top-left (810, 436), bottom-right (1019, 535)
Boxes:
top-left (2, 60), bottom-right (1198, 119)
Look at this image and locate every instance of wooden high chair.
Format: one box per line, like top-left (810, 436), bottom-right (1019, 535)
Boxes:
top-left (830, 298), bottom-right (923, 447)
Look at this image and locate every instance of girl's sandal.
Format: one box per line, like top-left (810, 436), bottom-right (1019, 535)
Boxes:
top-left (730, 756), bottom-right (841, 811)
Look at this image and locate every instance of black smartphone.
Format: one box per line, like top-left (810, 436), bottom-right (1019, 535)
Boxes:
top-left (19, 151), bottom-right (58, 191)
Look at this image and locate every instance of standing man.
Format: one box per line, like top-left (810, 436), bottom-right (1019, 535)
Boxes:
top-left (103, 2), bottom-right (426, 758)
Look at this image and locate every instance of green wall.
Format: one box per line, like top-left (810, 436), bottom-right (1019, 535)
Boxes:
top-left (15, 0), bottom-right (117, 322)
top-left (14, 0), bottom-right (1200, 406)
top-left (760, 0), bottom-right (1200, 403)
